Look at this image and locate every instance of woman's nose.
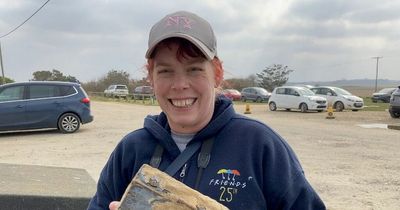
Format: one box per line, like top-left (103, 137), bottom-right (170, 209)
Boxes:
top-left (171, 73), bottom-right (189, 90)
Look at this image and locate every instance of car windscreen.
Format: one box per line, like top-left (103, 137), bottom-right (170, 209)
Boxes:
top-left (116, 85), bottom-right (127, 90)
top-left (227, 89), bottom-right (240, 94)
top-left (298, 88), bottom-right (315, 96)
top-left (379, 88), bottom-right (395, 93)
top-left (255, 88), bottom-right (269, 94)
top-left (332, 87), bottom-right (352, 95)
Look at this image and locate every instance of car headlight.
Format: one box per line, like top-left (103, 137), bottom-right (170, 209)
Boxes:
top-left (345, 97), bottom-right (355, 102)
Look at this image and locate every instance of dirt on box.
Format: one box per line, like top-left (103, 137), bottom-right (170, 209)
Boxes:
top-left (0, 101), bottom-right (399, 210)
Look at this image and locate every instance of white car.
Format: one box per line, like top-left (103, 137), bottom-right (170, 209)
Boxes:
top-left (310, 86), bottom-right (364, 111)
top-left (268, 86), bottom-right (327, 113)
top-left (104, 84), bottom-right (129, 98)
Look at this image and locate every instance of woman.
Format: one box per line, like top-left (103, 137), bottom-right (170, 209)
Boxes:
top-left (88, 11), bottom-right (325, 210)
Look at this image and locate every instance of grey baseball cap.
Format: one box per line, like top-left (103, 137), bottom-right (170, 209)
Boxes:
top-left (145, 11), bottom-right (217, 60)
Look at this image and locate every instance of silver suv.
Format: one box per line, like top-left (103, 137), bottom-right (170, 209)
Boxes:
top-left (104, 85), bottom-right (129, 98)
top-left (389, 86), bottom-right (400, 118)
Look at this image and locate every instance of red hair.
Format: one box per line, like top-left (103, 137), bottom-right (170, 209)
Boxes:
top-left (146, 38), bottom-right (224, 85)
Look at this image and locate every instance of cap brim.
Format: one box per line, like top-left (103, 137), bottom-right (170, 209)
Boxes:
top-left (145, 33), bottom-right (215, 60)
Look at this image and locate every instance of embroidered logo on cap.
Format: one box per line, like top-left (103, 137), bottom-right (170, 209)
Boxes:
top-left (165, 15), bottom-right (193, 29)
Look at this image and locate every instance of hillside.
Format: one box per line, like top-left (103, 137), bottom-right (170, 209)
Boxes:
top-left (289, 79), bottom-right (400, 87)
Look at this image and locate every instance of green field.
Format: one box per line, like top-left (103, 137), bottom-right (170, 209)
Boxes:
top-left (90, 94), bottom-right (389, 112)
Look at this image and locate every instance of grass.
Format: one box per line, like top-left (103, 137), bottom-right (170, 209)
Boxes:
top-left (89, 95), bottom-right (389, 111)
top-left (362, 97), bottom-right (389, 111)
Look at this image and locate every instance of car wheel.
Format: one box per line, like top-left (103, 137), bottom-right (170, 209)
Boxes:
top-left (58, 113), bottom-right (80, 133)
top-left (389, 110), bottom-right (400, 118)
top-left (269, 102), bottom-right (277, 111)
top-left (334, 101), bottom-right (344, 112)
top-left (256, 97), bottom-right (262, 103)
top-left (300, 103), bottom-right (308, 113)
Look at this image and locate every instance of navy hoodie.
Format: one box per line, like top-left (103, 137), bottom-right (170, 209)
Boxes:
top-left (88, 96), bottom-right (326, 209)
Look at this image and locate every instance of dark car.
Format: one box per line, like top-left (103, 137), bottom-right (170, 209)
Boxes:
top-left (221, 89), bottom-right (241, 101)
top-left (241, 87), bottom-right (271, 102)
top-left (133, 86), bottom-right (154, 99)
top-left (389, 86), bottom-right (400, 118)
top-left (0, 81), bottom-right (93, 133)
top-left (371, 88), bottom-right (396, 103)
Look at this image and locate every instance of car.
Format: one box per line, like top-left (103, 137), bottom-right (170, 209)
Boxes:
top-left (133, 86), bottom-right (154, 99)
top-left (221, 89), bottom-right (241, 101)
top-left (268, 86), bottom-right (327, 113)
top-left (389, 86), bottom-right (400, 118)
top-left (310, 86), bottom-right (364, 111)
top-left (104, 84), bottom-right (129, 98)
top-left (371, 87), bottom-right (396, 103)
top-left (0, 81), bottom-right (93, 133)
top-left (241, 87), bottom-right (271, 102)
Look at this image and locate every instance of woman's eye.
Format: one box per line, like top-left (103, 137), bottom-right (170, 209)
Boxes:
top-left (157, 69), bottom-right (171, 74)
top-left (190, 67), bottom-right (203, 72)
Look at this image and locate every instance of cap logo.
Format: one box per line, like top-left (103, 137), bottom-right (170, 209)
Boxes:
top-left (165, 15), bottom-right (192, 29)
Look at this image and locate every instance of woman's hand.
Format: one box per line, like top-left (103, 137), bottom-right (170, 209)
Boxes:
top-left (109, 201), bottom-right (120, 210)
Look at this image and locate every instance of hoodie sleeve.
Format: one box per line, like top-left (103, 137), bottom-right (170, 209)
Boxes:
top-left (262, 130), bottom-right (326, 210)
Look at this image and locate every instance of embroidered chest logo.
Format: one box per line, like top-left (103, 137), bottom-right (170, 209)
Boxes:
top-left (208, 168), bottom-right (253, 203)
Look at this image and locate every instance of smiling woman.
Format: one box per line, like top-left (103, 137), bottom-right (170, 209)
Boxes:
top-left (88, 11), bottom-right (325, 210)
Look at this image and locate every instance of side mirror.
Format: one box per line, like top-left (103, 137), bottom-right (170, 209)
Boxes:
top-left (327, 92), bottom-right (332, 96)
top-left (294, 92), bottom-right (300, 96)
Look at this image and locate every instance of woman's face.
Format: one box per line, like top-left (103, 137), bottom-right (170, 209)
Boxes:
top-left (150, 43), bottom-right (220, 134)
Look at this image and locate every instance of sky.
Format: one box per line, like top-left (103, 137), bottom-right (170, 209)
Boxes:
top-left (0, 0), bottom-right (399, 83)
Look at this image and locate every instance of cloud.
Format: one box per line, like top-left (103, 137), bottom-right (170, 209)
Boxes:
top-left (1, 0), bottom-right (399, 83)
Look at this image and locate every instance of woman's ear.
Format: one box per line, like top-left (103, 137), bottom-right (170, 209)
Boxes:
top-left (213, 59), bottom-right (224, 88)
top-left (146, 60), bottom-right (154, 87)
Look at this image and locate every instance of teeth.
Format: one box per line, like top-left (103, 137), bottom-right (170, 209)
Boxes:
top-left (171, 99), bottom-right (195, 107)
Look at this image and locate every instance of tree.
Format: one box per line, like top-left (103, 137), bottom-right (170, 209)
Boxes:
top-left (223, 75), bottom-right (257, 91)
top-left (32, 69), bottom-right (78, 82)
top-left (256, 64), bottom-right (293, 91)
top-left (0, 76), bottom-right (14, 85)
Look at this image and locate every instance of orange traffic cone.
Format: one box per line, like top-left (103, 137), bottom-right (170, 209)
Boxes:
top-left (326, 106), bottom-right (335, 119)
top-left (244, 104), bottom-right (251, 114)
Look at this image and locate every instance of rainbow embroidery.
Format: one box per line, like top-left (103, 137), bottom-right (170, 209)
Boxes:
top-left (217, 169), bottom-right (241, 181)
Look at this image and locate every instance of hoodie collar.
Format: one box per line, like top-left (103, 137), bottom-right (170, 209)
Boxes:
top-left (144, 96), bottom-right (235, 157)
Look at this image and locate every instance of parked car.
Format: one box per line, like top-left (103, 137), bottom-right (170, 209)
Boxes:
top-left (104, 85), bottom-right (129, 98)
top-left (268, 86), bottom-right (327, 113)
top-left (221, 89), bottom-right (241, 101)
top-left (310, 86), bottom-right (364, 111)
top-left (0, 81), bottom-right (93, 133)
top-left (241, 87), bottom-right (271, 102)
top-left (133, 86), bottom-right (154, 99)
top-left (389, 86), bottom-right (400, 118)
top-left (371, 87), bottom-right (396, 103)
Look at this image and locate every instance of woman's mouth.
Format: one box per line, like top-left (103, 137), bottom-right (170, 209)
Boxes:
top-left (169, 98), bottom-right (197, 107)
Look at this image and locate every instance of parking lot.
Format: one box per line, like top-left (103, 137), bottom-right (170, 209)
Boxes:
top-left (0, 101), bottom-right (399, 210)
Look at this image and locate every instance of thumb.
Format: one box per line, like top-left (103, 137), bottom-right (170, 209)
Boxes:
top-left (109, 201), bottom-right (120, 210)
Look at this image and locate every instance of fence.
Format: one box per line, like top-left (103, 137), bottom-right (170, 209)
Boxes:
top-left (88, 92), bottom-right (157, 104)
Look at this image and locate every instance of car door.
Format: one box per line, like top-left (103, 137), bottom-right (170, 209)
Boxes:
top-left (25, 84), bottom-right (64, 129)
top-left (322, 88), bottom-right (336, 106)
top-left (274, 88), bottom-right (286, 108)
top-left (286, 88), bottom-right (302, 108)
top-left (0, 85), bottom-right (27, 131)
top-left (313, 88), bottom-right (333, 106)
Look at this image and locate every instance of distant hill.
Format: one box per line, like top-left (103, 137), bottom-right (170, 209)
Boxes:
top-left (288, 79), bottom-right (400, 87)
